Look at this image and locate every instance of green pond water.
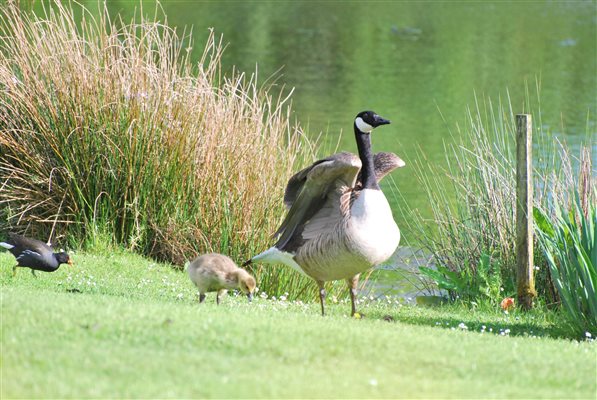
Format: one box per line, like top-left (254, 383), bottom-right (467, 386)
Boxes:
top-left (27, 1), bottom-right (597, 295)
top-left (67, 1), bottom-right (595, 215)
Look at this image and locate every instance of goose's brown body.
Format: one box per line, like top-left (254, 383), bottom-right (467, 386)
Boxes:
top-left (293, 182), bottom-right (400, 282)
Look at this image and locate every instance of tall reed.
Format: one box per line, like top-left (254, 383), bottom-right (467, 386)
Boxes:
top-left (400, 92), bottom-right (595, 303)
top-left (0, 1), bottom-right (318, 298)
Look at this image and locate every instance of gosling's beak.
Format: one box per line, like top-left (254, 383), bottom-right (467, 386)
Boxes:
top-left (247, 293), bottom-right (253, 303)
top-left (68, 259), bottom-right (74, 266)
top-left (374, 114), bottom-right (391, 126)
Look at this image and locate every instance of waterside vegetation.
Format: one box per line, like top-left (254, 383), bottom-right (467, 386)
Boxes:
top-left (399, 93), bottom-right (595, 336)
top-left (0, 2), bottom-right (595, 398)
top-left (0, 1), bottom-right (320, 298)
top-left (0, 0), bottom-right (594, 318)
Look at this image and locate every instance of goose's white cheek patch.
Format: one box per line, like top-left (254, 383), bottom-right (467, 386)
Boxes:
top-left (355, 117), bottom-right (373, 133)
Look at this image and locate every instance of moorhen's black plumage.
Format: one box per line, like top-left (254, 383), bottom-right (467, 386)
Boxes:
top-left (0, 233), bottom-right (73, 276)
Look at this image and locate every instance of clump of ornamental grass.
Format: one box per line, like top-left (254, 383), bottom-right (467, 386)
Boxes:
top-left (535, 187), bottom-right (596, 337)
top-left (400, 91), bottom-right (595, 304)
top-left (0, 1), bottom-right (319, 298)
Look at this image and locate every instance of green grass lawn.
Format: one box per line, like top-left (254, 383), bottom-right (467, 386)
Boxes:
top-left (1, 251), bottom-right (595, 398)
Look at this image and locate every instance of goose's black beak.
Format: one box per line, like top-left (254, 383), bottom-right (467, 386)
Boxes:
top-left (247, 293), bottom-right (253, 303)
top-left (374, 115), bottom-right (391, 126)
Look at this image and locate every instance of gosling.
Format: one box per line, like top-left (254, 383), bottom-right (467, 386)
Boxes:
top-left (187, 253), bottom-right (256, 305)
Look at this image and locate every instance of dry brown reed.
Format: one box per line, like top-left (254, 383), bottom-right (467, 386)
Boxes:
top-left (0, 1), bottom-right (318, 297)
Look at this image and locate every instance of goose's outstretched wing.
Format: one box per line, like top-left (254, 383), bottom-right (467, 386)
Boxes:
top-left (301, 152), bottom-right (406, 244)
top-left (356, 152), bottom-right (405, 186)
top-left (284, 152), bottom-right (405, 209)
top-left (275, 152), bottom-right (361, 252)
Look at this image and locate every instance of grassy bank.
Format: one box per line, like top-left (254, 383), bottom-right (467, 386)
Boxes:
top-left (1, 252), bottom-right (595, 399)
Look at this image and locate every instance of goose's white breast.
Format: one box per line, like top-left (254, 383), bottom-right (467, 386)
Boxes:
top-left (349, 189), bottom-right (400, 264)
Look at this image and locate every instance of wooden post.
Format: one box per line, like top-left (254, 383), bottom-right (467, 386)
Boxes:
top-left (516, 114), bottom-right (536, 310)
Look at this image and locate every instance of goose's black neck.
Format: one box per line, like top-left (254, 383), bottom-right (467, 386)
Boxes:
top-left (354, 124), bottom-right (379, 190)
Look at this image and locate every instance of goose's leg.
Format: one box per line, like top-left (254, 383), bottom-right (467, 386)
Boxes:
top-left (199, 293), bottom-right (206, 303)
top-left (317, 280), bottom-right (326, 316)
top-left (31, 269), bottom-right (37, 278)
top-left (12, 265), bottom-right (18, 277)
top-left (347, 274), bottom-right (360, 317)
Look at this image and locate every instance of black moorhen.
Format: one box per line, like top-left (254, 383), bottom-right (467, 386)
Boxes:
top-left (0, 232), bottom-right (73, 277)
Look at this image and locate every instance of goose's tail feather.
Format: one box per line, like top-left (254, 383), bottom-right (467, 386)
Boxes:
top-left (246, 247), bottom-right (307, 276)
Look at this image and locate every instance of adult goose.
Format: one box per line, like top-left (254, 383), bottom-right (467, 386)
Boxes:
top-left (0, 232), bottom-right (73, 276)
top-left (244, 111), bottom-right (405, 316)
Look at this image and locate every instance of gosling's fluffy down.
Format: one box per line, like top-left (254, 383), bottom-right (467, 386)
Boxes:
top-left (187, 253), bottom-right (256, 305)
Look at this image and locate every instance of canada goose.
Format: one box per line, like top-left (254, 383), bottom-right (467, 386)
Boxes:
top-left (0, 232), bottom-right (73, 277)
top-left (188, 253), bottom-right (256, 305)
top-left (244, 111), bottom-right (405, 316)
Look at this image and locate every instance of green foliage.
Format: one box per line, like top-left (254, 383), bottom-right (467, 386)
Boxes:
top-left (399, 92), bottom-right (595, 306)
top-left (420, 253), bottom-right (506, 304)
top-left (534, 192), bottom-right (597, 335)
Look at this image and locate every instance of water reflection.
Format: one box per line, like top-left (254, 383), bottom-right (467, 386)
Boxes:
top-left (29, 0), bottom-right (596, 230)
top-left (20, 1), bottom-right (595, 297)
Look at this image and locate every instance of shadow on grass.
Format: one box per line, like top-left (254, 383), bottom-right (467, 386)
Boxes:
top-left (367, 307), bottom-right (577, 340)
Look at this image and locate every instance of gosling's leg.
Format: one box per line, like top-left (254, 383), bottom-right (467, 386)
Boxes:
top-left (216, 289), bottom-right (227, 305)
top-left (347, 274), bottom-right (360, 317)
top-left (199, 293), bottom-right (206, 303)
top-left (317, 281), bottom-right (326, 316)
